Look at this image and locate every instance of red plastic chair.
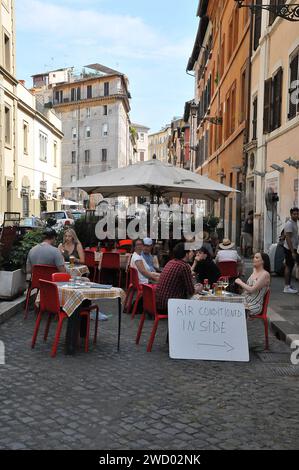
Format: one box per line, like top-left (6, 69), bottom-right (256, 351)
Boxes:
top-left (136, 284), bottom-right (168, 352)
top-left (84, 249), bottom-right (99, 282)
top-left (217, 261), bottom-right (238, 278)
top-left (24, 265), bottom-right (58, 319)
top-left (99, 252), bottom-right (121, 287)
top-left (125, 254), bottom-right (133, 290)
top-left (123, 267), bottom-right (144, 319)
top-left (52, 273), bottom-right (71, 282)
top-left (118, 240), bottom-right (133, 251)
top-left (249, 290), bottom-right (270, 350)
top-left (31, 280), bottom-right (98, 357)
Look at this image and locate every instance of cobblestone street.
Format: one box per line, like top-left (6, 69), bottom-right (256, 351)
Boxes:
top-left (0, 300), bottom-right (299, 450)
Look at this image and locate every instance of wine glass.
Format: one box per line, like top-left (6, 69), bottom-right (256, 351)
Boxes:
top-left (222, 277), bottom-right (229, 293)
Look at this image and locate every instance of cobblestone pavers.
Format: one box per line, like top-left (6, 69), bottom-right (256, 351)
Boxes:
top-left (0, 298), bottom-right (298, 450)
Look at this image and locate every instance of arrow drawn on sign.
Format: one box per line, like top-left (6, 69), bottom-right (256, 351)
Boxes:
top-left (197, 342), bottom-right (234, 353)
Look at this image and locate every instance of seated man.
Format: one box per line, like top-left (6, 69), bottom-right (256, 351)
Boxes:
top-left (156, 242), bottom-right (202, 312)
top-left (215, 238), bottom-right (243, 275)
top-left (26, 228), bottom-right (66, 275)
top-left (130, 239), bottom-right (160, 284)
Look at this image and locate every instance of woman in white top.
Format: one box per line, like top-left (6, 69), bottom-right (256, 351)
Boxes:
top-left (130, 239), bottom-right (160, 284)
top-left (235, 252), bottom-right (271, 316)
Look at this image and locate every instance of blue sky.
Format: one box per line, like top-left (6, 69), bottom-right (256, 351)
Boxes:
top-left (15, 0), bottom-right (199, 133)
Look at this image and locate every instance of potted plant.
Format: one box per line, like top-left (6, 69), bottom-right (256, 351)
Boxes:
top-left (0, 230), bottom-right (44, 300)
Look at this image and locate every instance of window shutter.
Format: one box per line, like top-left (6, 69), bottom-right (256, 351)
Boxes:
top-left (269, 0), bottom-right (276, 26)
top-left (253, 0), bottom-right (262, 51)
top-left (252, 97), bottom-right (258, 140)
top-left (263, 78), bottom-right (272, 133)
top-left (272, 67), bottom-right (283, 130)
top-left (289, 53), bottom-right (299, 120)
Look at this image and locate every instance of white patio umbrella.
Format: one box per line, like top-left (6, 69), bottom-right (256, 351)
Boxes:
top-left (61, 199), bottom-right (81, 206)
top-left (70, 158), bottom-right (236, 201)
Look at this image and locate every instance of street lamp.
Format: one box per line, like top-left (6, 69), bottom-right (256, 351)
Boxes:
top-left (253, 170), bottom-right (266, 177)
top-left (270, 164), bottom-right (284, 173)
top-left (235, 0), bottom-right (299, 22)
top-left (284, 157), bottom-right (299, 169)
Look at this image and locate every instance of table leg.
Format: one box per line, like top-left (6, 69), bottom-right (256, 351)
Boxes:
top-left (65, 300), bottom-right (91, 354)
top-left (65, 308), bottom-right (81, 355)
top-left (117, 297), bottom-right (122, 352)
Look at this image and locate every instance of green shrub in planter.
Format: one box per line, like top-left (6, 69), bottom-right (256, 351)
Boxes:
top-left (4, 230), bottom-right (44, 272)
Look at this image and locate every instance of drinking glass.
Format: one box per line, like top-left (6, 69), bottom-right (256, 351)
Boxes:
top-left (222, 277), bottom-right (229, 293)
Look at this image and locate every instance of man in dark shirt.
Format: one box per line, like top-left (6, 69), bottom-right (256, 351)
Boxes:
top-left (156, 243), bottom-right (202, 312)
top-left (192, 247), bottom-right (221, 285)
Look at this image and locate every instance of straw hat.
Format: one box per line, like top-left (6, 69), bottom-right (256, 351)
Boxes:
top-left (219, 238), bottom-right (235, 250)
top-left (197, 231), bottom-right (210, 242)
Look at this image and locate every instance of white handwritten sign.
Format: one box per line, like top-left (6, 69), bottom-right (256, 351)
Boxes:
top-left (168, 299), bottom-right (249, 362)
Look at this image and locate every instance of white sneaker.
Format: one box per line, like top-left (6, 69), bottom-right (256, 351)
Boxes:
top-left (283, 286), bottom-right (298, 294)
top-left (90, 312), bottom-right (108, 321)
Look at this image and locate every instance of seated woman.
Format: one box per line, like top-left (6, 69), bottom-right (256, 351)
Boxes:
top-left (235, 252), bottom-right (271, 316)
top-left (130, 239), bottom-right (160, 284)
top-left (192, 247), bottom-right (221, 285)
top-left (58, 229), bottom-right (85, 264)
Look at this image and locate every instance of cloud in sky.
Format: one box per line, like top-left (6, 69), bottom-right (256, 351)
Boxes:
top-left (16, 0), bottom-right (197, 131)
top-left (18, 0), bottom-right (192, 61)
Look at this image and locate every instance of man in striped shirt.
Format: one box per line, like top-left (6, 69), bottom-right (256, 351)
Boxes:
top-left (156, 243), bottom-right (203, 312)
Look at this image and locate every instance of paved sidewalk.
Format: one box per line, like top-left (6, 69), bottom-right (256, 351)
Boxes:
top-left (242, 259), bottom-right (299, 347)
top-left (268, 275), bottom-right (299, 346)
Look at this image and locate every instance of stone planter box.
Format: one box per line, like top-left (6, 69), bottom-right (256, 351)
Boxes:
top-left (0, 269), bottom-right (27, 300)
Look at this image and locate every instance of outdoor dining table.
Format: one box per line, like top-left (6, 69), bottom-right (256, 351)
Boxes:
top-left (192, 292), bottom-right (246, 304)
top-left (55, 281), bottom-right (125, 354)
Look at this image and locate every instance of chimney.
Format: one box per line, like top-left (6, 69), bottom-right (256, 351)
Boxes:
top-left (19, 80), bottom-right (26, 86)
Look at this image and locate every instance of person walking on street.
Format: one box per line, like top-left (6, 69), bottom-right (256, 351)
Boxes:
top-left (283, 207), bottom-right (299, 294)
top-left (242, 211), bottom-right (254, 257)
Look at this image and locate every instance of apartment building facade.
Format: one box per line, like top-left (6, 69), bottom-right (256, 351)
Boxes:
top-left (245, 0), bottom-right (299, 251)
top-left (31, 65), bottom-right (132, 203)
top-left (148, 125), bottom-right (172, 163)
top-left (131, 123), bottom-right (150, 164)
top-left (168, 117), bottom-right (191, 169)
top-left (187, 0), bottom-right (251, 244)
top-left (0, 0), bottom-right (62, 223)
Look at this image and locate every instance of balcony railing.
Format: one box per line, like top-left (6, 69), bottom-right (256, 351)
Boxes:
top-left (53, 89), bottom-right (129, 106)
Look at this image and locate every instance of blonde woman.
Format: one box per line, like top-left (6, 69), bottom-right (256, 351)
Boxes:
top-left (58, 229), bottom-right (85, 264)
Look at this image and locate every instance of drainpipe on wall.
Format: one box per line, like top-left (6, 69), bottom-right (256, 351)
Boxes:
top-left (244, 8), bottom-right (254, 224)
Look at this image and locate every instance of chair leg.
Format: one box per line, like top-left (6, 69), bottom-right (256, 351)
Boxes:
top-left (136, 313), bottom-right (146, 345)
top-left (31, 312), bottom-right (42, 349)
top-left (147, 319), bottom-right (159, 352)
top-left (44, 313), bottom-right (52, 342)
top-left (264, 318), bottom-right (269, 351)
top-left (93, 307), bottom-right (100, 345)
top-left (124, 287), bottom-right (134, 314)
top-left (51, 318), bottom-right (65, 358)
top-left (24, 287), bottom-right (32, 319)
top-left (131, 292), bottom-right (142, 320)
